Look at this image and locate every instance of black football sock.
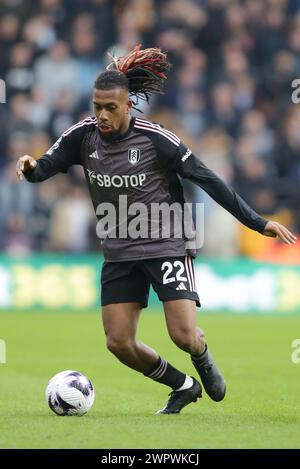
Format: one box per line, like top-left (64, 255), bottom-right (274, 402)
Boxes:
top-left (190, 344), bottom-right (226, 401)
top-left (144, 356), bottom-right (186, 390)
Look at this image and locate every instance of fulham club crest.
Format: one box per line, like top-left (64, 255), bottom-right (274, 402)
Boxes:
top-left (128, 148), bottom-right (140, 165)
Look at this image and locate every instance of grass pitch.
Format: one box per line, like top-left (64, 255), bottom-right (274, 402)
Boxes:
top-left (0, 311), bottom-right (299, 449)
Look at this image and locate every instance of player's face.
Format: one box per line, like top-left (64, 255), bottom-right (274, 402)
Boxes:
top-left (93, 87), bottom-right (132, 139)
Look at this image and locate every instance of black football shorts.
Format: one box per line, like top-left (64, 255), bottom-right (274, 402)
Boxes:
top-left (101, 256), bottom-right (200, 308)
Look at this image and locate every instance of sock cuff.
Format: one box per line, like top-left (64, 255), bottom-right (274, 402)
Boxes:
top-left (144, 356), bottom-right (163, 377)
top-left (191, 343), bottom-right (207, 362)
top-left (147, 358), bottom-right (168, 380)
top-left (144, 357), bottom-right (186, 390)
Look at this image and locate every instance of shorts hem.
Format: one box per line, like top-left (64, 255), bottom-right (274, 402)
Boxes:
top-left (160, 295), bottom-right (201, 308)
top-left (101, 298), bottom-right (148, 308)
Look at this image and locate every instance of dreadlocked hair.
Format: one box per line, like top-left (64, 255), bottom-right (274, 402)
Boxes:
top-left (94, 70), bottom-right (129, 92)
top-left (106, 44), bottom-right (171, 109)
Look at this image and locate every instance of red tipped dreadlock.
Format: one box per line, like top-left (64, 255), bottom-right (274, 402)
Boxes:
top-left (106, 44), bottom-right (171, 107)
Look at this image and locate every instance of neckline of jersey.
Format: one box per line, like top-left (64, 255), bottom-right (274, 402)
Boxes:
top-left (101, 116), bottom-right (136, 142)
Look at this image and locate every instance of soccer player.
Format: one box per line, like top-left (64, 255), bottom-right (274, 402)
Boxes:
top-left (16, 46), bottom-right (296, 414)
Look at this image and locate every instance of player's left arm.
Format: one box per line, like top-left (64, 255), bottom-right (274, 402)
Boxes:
top-left (262, 220), bottom-right (297, 244)
top-left (182, 151), bottom-right (296, 244)
top-left (158, 137), bottom-right (296, 245)
top-left (181, 148), bottom-right (297, 245)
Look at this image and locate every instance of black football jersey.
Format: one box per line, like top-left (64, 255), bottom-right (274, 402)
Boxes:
top-left (24, 116), bottom-right (267, 261)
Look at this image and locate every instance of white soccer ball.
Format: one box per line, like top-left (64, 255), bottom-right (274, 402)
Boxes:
top-left (46, 370), bottom-right (95, 416)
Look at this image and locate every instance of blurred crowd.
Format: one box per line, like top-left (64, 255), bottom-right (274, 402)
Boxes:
top-left (1, 0), bottom-right (300, 257)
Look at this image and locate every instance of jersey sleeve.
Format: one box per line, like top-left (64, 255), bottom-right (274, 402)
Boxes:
top-left (23, 123), bottom-right (85, 183)
top-left (155, 132), bottom-right (268, 234)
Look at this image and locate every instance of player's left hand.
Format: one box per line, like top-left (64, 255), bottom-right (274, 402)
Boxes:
top-left (263, 221), bottom-right (297, 245)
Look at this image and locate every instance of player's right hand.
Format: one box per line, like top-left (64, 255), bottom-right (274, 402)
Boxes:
top-left (16, 155), bottom-right (37, 181)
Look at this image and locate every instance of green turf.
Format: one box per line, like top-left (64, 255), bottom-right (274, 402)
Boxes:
top-left (0, 311), bottom-right (299, 449)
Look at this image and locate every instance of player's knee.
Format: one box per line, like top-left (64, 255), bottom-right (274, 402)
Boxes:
top-left (170, 330), bottom-right (196, 352)
top-left (106, 337), bottom-right (133, 356)
top-left (196, 327), bottom-right (205, 340)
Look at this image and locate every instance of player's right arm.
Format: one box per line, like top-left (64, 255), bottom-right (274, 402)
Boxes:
top-left (15, 119), bottom-right (92, 183)
top-left (16, 155), bottom-right (37, 181)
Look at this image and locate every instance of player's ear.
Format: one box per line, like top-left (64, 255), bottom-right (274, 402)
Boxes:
top-left (127, 100), bottom-right (132, 113)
